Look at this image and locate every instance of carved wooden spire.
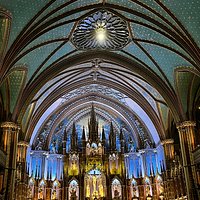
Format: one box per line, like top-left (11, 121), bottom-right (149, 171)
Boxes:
top-left (71, 122), bottom-right (78, 152)
top-left (88, 104), bottom-right (98, 142)
top-left (109, 122), bottom-right (116, 151)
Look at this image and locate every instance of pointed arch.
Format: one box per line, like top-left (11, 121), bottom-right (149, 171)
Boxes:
top-left (130, 178), bottom-right (139, 198)
top-left (143, 176), bottom-right (152, 198)
top-left (68, 179), bottom-right (79, 200)
top-left (51, 179), bottom-right (61, 200)
top-left (38, 179), bottom-right (46, 200)
top-left (155, 175), bottom-right (164, 196)
top-left (111, 178), bottom-right (122, 199)
top-left (27, 177), bottom-right (35, 199)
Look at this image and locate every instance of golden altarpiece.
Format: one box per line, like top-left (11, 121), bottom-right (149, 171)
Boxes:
top-left (13, 106), bottom-right (186, 200)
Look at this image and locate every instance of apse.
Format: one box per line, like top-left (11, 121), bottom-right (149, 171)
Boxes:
top-left (26, 103), bottom-right (165, 199)
top-left (1, 1), bottom-right (199, 199)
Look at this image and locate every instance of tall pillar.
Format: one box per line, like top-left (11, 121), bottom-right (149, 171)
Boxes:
top-left (177, 121), bottom-right (198, 200)
top-left (161, 139), bottom-right (174, 200)
top-left (1, 121), bottom-right (20, 200)
top-left (15, 141), bottom-right (29, 200)
top-left (161, 139), bottom-right (174, 165)
top-left (46, 180), bottom-right (51, 200)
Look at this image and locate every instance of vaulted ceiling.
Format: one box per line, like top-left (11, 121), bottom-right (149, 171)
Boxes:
top-left (0, 0), bottom-right (199, 147)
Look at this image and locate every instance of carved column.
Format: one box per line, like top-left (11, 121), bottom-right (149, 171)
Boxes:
top-left (15, 141), bottom-right (29, 200)
top-left (161, 139), bottom-right (174, 164)
top-left (46, 180), bottom-right (51, 200)
top-left (177, 121), bottom-right (198, 200)
top-left (63, 152), bottom-right (69, 200)
top-left (161, 139), bottom-right (174, 200)
top-left (1, 122), bottom-right (20, 200)
top-left (120, 148), bottom-right (127, 200)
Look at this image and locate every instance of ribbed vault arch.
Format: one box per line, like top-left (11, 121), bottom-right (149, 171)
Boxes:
top-left (27, 79), bottom-right (164, 145)
top-left (17, 51), bottom-right (184, 128)
top-left (31, 94), bottom-right (156, 150)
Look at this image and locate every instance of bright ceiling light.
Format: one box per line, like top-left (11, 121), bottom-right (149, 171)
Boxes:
top-left (95, 27), bottom-right (107, 43)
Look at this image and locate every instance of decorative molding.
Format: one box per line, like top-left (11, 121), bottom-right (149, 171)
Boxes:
top-left (61, 84), bottom-right (127, 105)
top-left (161, 139), bottom-right (174, 145)
top-left (18, 141), bottom-right (29, 147)
top-left (1, 121), bottom-right (19, 129)
top-left (176, 121), bottom-right (196, 129)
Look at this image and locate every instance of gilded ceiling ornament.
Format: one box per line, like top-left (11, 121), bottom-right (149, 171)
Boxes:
top-left (71, 10), bottom-right (130, 50)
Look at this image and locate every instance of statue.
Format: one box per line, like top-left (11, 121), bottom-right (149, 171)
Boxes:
top-left (27, 187), bottom-right (33, 198)
top-left (72, 161), bottom-right (76, 171)
top-left (130, 143), bottom-right (136, 152)
top-left (35, 138), bottom-right (43, 150)
top-left (93, 175), bottom-right (97, 192)
top-left (144, 139), bottom-right (151, 149)
top-left (51, 189), bottom-right (57, 199)
top-left (159, 182), bottom-right (164, 194)
top-left (113, 189), bottom-right (121, 200)
top-left (70, 188), bottom-right (77, 200)
top-left (146, 185), bottom-right (151, 196)
top-left (132, 187), bottom-right (137, 197)
top-left (86, 184), bottom-right (90, 198)
top-left (38, 188), bottom-right (43, 199)
top-left (99, 184), bottom-right (104, 197)
top-left (51, 139), bottom-right (57, 154)
top-left (35, 128), bottom-right (48, 150)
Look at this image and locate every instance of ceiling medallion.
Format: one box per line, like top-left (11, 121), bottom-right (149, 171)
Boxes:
top-left (71, 10), bottom-right (130, 50)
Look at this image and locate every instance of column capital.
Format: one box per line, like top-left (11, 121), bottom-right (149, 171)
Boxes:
top-left (1, 121), bottom-right (20, 129)
top-left (176, 121), bottom-right (196, 129)
top-left (161, 139), bottom-right (174, 145)
top-left (18, 141), bottom-right (29, 147)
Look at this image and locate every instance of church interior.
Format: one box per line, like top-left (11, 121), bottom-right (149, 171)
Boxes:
top-left (0, 1), bottom-right (200, 200)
